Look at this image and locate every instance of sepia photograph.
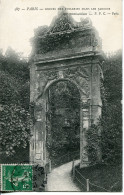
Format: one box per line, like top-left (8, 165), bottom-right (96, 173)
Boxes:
top-left (0, 0), bottom-right (122, 192)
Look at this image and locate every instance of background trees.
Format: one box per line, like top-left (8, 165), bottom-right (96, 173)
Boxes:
top-left (101, 51), bottom-right (122, 164)
top-left (0, 48), bottom-right (122, 165)
top-left (0, 48), bottom-right (30, 163)
top-left (87, 51), bottom-right (122, 165)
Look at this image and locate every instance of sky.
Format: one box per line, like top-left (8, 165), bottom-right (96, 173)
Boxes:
top-left (0, 0), bottom-right (122, 57)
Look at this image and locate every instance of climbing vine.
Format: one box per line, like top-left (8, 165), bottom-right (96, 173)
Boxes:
top-left (0, 104), bottom-right (30, 156)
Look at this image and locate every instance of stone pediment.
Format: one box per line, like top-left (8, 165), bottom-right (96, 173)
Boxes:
top-left (34, 7), bottom-right (93, 37)
top-left (49, 8), bottom-right (75, 33)
top-left (31, 7), bottom-right (102, 59)
top-left (49, 7), bottom-right (92, 33)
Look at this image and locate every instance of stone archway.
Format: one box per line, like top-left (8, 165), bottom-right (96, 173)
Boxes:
top-left (30, 8), bottom-right (104, 168)
top-left (44, 79), bottom-right (81, 165)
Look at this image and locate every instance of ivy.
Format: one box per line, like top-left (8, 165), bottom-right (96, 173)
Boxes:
top-left (0, 49), bottom-right (31, 159)
top-left (86, 123), bottom-right (101, 164)
top-left (0, 104), bottom-right (31, 156)
top-left (46, 81), bottom-right (80, 159)
top-left (101, 51), bottom-right (122, 164)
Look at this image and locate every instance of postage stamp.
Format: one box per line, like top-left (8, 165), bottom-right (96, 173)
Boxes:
top-left (1, 164), bottom-right (33, 191)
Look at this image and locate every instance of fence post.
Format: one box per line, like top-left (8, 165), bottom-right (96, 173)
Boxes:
top-left (49, 159), bottom-right (51, 173)
top-left (86, 179), bottom-right (89, 192)
top-left (44, 173), bottom-right (47, 191)
top-left (72, 159), bottom-right (74, 169)
top-left (68, 151), bottom-right (70, 162)
top-left (72, 160), bottom-right (75, 180)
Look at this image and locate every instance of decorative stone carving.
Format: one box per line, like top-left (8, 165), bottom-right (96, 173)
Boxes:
top-left (31, 8), bottom-right (101, 56)
top-left (44, 70), bottom-right (58, 80)
top-left (63, 67), bottom-right (90, 97)
top-left (49, 11), bottom-right (74, 33)
top-left (58, 70), bottom-right (64, 78)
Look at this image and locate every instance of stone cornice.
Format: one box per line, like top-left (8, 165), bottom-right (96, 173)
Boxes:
top-left (34, 51), bottom-right (104, 65)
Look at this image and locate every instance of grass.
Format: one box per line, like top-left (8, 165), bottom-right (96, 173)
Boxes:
top-left (73, 163), bottom-right (122, 192)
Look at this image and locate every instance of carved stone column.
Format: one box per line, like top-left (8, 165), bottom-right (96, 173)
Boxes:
top-left (31, 100), bottom-right (46, 166)
top-left (80, 99), bottom-right (90, 168)
top-left (90, 63), bottom-right (102, 162)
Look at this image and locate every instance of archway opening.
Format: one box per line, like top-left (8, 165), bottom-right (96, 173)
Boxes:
top-left (46, 80), bottom-right (80, 167)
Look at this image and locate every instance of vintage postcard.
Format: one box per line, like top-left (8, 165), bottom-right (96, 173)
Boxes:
top-left (0, 0), bottom-right (122, 192)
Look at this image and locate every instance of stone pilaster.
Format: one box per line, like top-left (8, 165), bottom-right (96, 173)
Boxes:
top-left (80, 99), bottom-right (90, 168)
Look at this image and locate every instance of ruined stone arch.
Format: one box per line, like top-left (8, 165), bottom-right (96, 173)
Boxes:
top-left (39, 78), bottom-right (82, 99)
top-left (30, 8), bottom-right (104, 167)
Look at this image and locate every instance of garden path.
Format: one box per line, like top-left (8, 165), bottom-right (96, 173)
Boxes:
top-left (46, 160), bottom-right (80, 191)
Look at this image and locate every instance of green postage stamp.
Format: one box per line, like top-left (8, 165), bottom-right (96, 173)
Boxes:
top-left (0, 164), bottom-right (33, 191)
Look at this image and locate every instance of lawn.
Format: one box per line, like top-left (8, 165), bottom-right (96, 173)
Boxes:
top-left (73, 163), bottom-right (122, 192)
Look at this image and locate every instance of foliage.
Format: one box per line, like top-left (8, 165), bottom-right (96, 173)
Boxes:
top-left (74, 163), bottom-right (122, 192)
top-left (86, 123), bottom-right (101, 163)
top-left (34, 32), bottom-right (75, 54)
top-left (103, 51), bottom-right (122, 103)
top-left (31, 12), bottom-right (78, 55)
top-left (0, 71), bottom-right (20, 105)
top-left (0, 48), bottom-right (30, 108)
top-left (101, 101), bottom-right (122, 164)
top-left (0, 104), bottom-right (30, 156)
top-left (0, 48), bottom-right (30, 159)
top-left (2, 47), bottom-right (29, 83)
top-left (46, 81), bottom-right (80, 158)
top-left (101, 51), bottom-right (122, 164)
top-left (0, 46), bottom-right (122, 165)
top-left (86, 50), bottom-right (122, 165)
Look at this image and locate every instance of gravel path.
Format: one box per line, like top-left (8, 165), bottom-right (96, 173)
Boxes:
top-left (46, 160), bottom-right (81, 191)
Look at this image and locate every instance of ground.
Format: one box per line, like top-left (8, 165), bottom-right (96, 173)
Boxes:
top-left (46, 160), bottom-right (80, 191)
top-left (74, 163), bottom-right (122, 192)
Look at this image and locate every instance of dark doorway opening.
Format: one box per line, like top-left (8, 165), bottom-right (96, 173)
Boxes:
top-left (46, 80), bottom-right (80, 167)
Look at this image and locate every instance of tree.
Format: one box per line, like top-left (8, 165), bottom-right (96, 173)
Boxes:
top-left (86, 51), bottom-right (122, 165)
top-left (0, 104), bottom-right (30, 156)
top-left (101, 50), bottom-right (122, 164)
top-left (0, 47), bottom-right (30, 162)
top-left (101, 102), bottom-right (122, 164)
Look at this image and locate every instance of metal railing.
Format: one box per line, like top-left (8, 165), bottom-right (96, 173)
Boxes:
top-left (72, 160), bottom-right (111, 192)
top-left (46, 152), bottom-right (119, 192)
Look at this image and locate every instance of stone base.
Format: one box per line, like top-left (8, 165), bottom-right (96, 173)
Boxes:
top-left (80, 161), bottom-right (90, 168)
